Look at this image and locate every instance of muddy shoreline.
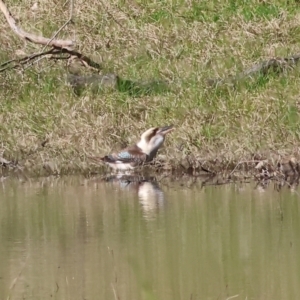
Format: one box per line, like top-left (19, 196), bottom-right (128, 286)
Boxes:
top-left (2, 150), bottom-right (300, 190)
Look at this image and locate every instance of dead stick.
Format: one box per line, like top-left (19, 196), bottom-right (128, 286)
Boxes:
top-left (0, 0), bottom-right (75, 50)
top-left (0, 48), bottom-right (102, 73)
top-left (40, 0), bottom-right (74, 53)
top-left (0, 49), bottom-right (60, 72)
top-left (0, 1), bottom-right (101, 71)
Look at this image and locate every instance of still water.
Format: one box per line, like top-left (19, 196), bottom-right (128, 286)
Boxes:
top-left (0, 176), bottom-right (300, 300)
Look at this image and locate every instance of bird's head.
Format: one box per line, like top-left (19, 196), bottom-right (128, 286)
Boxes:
top-left (137, 125), bottom-right (174, 156)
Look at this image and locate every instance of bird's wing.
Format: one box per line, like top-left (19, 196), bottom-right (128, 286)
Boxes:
top-left (112, 145), bottom-right (148, 164)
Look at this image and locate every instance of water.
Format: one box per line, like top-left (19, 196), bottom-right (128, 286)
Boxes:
top-left (0, 176), bottom-right (300, 300)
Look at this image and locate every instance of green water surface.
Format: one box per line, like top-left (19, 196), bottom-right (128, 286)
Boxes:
top-left (0, 176), bottom-right (299, 300)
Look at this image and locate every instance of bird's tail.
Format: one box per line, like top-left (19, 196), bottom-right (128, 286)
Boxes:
top-left (88, 155), bottom-right (115, 163)
top-left (87, 156), bottom-right (105, 163)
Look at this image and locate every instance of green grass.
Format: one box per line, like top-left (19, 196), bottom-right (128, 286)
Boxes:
top-left (1, 0), bottom-right (300, 176)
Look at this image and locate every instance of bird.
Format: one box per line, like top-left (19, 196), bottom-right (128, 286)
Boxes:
top-left (89, 125), bottom-right (174, 171)
top-left (103, 175), bottom-right (165, 218)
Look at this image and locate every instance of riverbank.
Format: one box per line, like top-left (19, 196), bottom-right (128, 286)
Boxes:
top-left (1, 1), bottom-right (300, 178)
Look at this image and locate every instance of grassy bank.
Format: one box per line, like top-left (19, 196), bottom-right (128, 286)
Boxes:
top-left (1, 0), bottom-right (300, 177)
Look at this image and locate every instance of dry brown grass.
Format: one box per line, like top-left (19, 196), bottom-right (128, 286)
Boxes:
top-left (1, 0), bottom-right (300, 176)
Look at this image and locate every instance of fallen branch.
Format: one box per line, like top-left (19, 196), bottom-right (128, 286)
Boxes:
top-left (207, 54), bottom-right (300, 87)
top-left (0, 0), bottom-right (102, 72)
top-left (40, 0), bottom-right (74, 52)
top-left (0, 48), bottom-right (56, 72)
top-left (0, 0), bottom-right (75, 50)
top-left (0, 45), bottom-right (102, 73)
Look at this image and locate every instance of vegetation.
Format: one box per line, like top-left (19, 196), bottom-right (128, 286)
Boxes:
top-left (1, 0), bottom-right (300, 176)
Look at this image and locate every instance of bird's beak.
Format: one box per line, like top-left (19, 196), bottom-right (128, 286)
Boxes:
top-left (157, 125), bottom-right (174, 135)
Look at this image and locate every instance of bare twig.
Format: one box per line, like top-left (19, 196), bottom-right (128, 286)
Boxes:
top-left (0, 0), bottom-right (75, 50)
top-left (23, 0), bottom-right (75, 70)
top-left (62, 48), bottom-right (102, 69)
top-left (41, 0), bottom-right (74, 53)
top-left (0, 49), bottom-right (56, 72)
top-left (0, 1), bottom-right (103, 72)
top-left (0, 48), bottom-right (102, 72)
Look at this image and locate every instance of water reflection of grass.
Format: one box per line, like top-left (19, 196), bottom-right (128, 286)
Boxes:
top-left (0, 179), bottom-right (300, 299)
top-left (1, 0), bottom-right (300, 176)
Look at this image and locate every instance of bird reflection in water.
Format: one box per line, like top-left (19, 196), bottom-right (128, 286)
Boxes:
top-left (103, 175), bottom-right (165, 219)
